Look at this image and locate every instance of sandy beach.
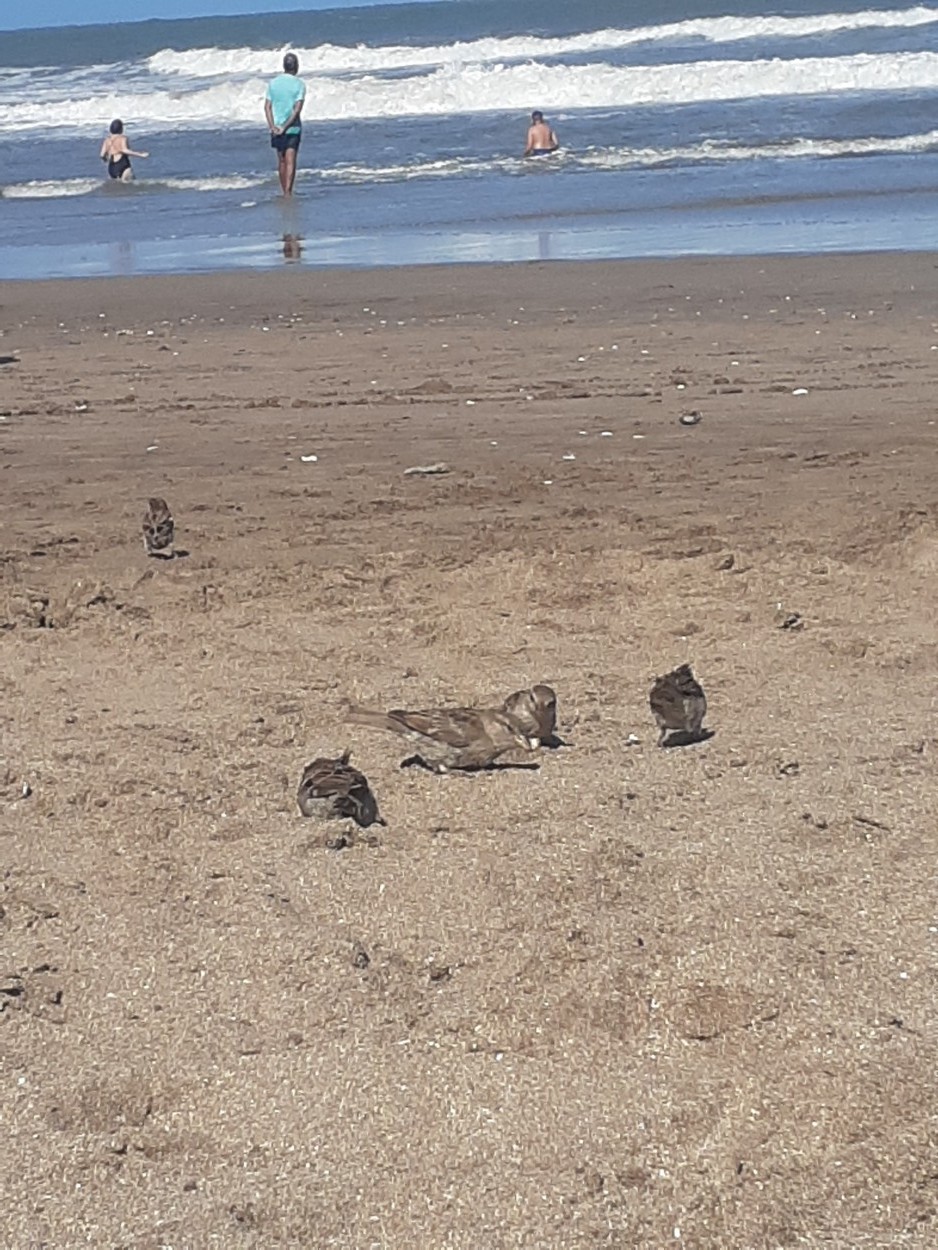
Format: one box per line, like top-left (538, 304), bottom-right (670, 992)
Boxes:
top-left (2, 253), bottom-right (937, 1247)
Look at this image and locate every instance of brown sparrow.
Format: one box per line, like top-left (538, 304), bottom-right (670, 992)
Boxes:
top-left (649, 664), bottom-right (707, 746)
top-left (142, 497), bottom-right (174, 557)
top-left (347, 703), bottom-right (538, 773)
top-left (296, 749), bottom-right (383, 827)
top-left (501, 684), bottom-right (558, 743)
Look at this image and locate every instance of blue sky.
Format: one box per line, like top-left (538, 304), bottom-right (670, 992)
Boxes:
top-left (0, 0), bottom-right (417, 32)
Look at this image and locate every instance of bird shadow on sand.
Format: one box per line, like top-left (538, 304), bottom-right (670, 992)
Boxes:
top-left (147, 549), bottom-right (190, 561)
top-left (662, 728), bottom-right (716, 749)
top-left (401, 755), bottom-right (542, 773)
top-left (0, 356), bottom-right (19, 366)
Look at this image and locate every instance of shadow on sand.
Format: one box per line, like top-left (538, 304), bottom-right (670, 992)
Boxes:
top-left (401, 755), bottom-right (541, 774)
top-left (661, 728), bottom-right (716, 749)
top-left (148, 549), bottom-right (190, 561)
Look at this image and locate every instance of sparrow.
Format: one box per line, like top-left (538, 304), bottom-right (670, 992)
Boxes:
top-left (502, 684), bottom-right (558, 744)
top-left (296, 749), bottom-right (383, 828)
top-left (649, 664), bottom-right (707, 746)
top-left (142, 497), bottom-right (174, 557)
top-left (347, 703), bottom-right (538, 773)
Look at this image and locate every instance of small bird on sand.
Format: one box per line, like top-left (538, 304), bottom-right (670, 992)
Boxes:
top-left (502, 684), bottom-right (558, 743)
top-left (296, 749), bottom-right (383, 828)
top-left (649, 664), bottom-right (707, 746)
top-left (142, 497), bottom-right (174, 557)
top-left (347, 703), bottom-right (538, 773)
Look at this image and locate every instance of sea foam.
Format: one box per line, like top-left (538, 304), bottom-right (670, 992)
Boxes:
top-left (4, 51), bottom-right (938, 134)
top-left (6, 129), bottom-right (938, 200)
top-left (1, 173), bottom-right (265, 198)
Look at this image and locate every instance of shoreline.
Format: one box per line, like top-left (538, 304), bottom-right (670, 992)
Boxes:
top-left (5, 247), bottom-right (938, 310)
top-left (4, 185), bottom-right (938, 279)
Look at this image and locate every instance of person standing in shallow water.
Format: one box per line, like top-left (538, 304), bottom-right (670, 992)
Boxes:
top-left (524, 110), bottom-right (559, 157)
top-left (99, 119), bottom-right (148, 182)
top-left (265, 52), bottom-right (306, 196)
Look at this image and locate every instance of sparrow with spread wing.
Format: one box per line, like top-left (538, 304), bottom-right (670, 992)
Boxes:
top-left (347, 703), bottom-right (538, 773)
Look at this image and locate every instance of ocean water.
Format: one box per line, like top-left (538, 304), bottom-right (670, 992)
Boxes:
top-left (3, 0), bottom-right (938, 278)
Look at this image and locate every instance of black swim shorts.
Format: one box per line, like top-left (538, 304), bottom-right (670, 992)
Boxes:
top-left (271, 132), bottom-right (301, 153)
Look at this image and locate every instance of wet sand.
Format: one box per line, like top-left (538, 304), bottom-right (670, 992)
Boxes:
top-left (2, 255), bottom-right (938, 1247)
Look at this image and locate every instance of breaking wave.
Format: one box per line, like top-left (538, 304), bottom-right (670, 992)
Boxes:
top-left (4, 51), bottom-right (938, 134)
top-left (146, 7), bottom-right (938, 78)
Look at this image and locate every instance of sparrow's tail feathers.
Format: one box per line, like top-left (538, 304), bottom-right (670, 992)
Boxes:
top-left (346, 705), bottom-right (406, 736)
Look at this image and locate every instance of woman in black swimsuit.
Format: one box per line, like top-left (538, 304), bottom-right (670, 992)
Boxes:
top-left (100, 119), bottom-right (149, 182)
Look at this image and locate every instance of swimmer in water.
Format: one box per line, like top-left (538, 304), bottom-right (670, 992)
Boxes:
top-left (524, 111), bottom-right (559, 158)
top-left (99, 119), bottom-right (148, 182)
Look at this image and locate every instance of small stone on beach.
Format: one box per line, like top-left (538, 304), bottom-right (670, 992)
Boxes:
top-left (404, 462), bottom-right (450, 476)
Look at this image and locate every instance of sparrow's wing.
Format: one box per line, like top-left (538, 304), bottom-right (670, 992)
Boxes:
top-left (143, 497), bottom-right (174, 551)
top-left (299, 753), bottom-right (380, 825)
top-left (300, 754), bottom-right (360, 797)
top-left (453, 738), bottom-right (504, 768)
top-left (649, 677), bottom-right (682, 720)
top-left (387, 707), bottom-right (483, 747)
top-left (346, 782), bottom-right (381, 827)
top-left (676, 672), bottom-right (706, 704)
top-left (151, 520), bottom-right (174, 544)
top-left (349, 703), bottom-right (494, 748)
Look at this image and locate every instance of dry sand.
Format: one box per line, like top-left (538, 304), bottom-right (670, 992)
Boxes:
top-left (2, 255), bottom-right (937, 1248)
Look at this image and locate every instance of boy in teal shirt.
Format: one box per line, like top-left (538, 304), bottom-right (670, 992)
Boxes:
top-left (265, 52), bottom-right (306, 196)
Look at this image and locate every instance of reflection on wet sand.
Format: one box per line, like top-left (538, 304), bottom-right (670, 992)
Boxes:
top-left (109, 239), bottom-right (136, 276)
top-left (282, 233), bottom-right (303, 263)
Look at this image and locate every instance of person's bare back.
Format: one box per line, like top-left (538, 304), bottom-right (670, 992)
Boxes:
top-left (524, 111), bottom-right (559, 157)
